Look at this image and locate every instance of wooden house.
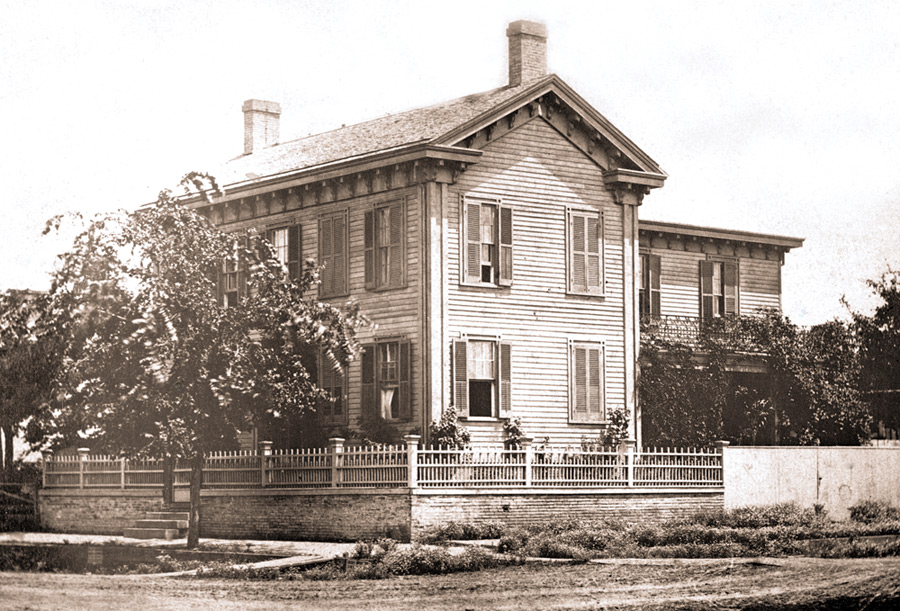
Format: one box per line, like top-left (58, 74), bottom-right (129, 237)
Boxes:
top-left (188, 21), bottom-right (801, 447)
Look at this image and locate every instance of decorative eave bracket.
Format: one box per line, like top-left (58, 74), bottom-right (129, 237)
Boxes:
top-left (604, 169), bottom-right (667, 206)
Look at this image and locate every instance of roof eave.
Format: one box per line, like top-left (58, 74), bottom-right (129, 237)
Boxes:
top-left (639, 219), bottom-right (805, 250)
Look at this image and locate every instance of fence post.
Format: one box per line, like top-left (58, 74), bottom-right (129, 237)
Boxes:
top-left (619, 439), bottom-right (637, 487)
top-left (78, 448), bottom-right (90, 489)
top-left (521, 437), bottom-right (533, 487)
top-left (715, 440), bottom-right (729, 485)
top-left (259, 441), bottom-right (273, 488)
top-left (403, 435), bottom-right (421, 488)
top-left (41, 450), bottom-right (53, 488)
top-left (328, 437), bottom-right (345, 488)
top-left (120, 457), bottom-right (126, 490)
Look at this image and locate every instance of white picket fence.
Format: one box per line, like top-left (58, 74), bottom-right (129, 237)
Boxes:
top-left (42, 438), bottom-right (724, 490)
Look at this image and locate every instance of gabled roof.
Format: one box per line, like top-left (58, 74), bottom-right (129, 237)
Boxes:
top-left (215, 75), bottom-right (665, 190)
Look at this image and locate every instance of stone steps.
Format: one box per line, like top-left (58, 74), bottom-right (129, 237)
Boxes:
top-left (123, 510), bottom-right (189, 540)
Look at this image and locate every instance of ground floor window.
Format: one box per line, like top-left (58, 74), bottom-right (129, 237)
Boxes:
top-left (453, 336), bottom-right (511, 419)
top-left (569, 341), bottom-right (605, 423)
top-left (361, 339), bottom-right (411, 421)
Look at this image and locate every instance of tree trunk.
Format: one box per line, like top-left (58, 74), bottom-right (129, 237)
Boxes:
top-left (2, 426), bottom-right (14, 478)
top-left (187, 452), bottom-right (203, 549)
top-left (162, 454), bottom-right (174, 505)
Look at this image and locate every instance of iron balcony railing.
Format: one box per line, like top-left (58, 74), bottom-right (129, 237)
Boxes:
top-left (640, 314), bottom-right (767, 353)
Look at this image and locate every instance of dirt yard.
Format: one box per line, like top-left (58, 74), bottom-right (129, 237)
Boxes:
top-left (2, 557), bottom-right (899, 610)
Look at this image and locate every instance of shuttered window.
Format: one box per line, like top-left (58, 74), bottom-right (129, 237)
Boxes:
top-left (700, 260), bottom-right (738, 319)
top-left (569, 341), bottom-right (605, 423)
top-left (452, 337), bottom-right (511, 419)
top-left (639, 253), bottom-right (661, 318)
top-left (218, 235), bottom-right (249, 307)
top-left (361, 339), bottom-right (411, 421)
top-left (567, 210), bottom-right (604, 295)
top-left (318, 211), bottom-right (348, 297)
top-left (364, 200), bottom-right (406, 290)
top-left (318, 350), bottom-right (347, 424)
top-left (267, 224), bottom-right (302, 281)
top-left (461, 197), bottom-right (513, 287)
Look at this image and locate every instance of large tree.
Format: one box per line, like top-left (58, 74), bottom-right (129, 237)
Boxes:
top-left (0, 290), bottom-right (60, 476)
top-left (36, 173), bottom-right (363, 546)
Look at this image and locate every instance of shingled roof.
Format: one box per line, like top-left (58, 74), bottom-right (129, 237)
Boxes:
top-left (215, 79), bottom-right (543, 188)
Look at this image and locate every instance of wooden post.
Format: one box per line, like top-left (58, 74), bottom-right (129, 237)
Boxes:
top-left (403, 435), bottom-right (421, 488)
top-left (715, 440), bottom-right (730, 486)
top-left (328, 438), bottom-right (344, 488)
top-left (259, 441), bottom-right (273, 487)
top-left (120, 457), bottom-right (126, 490)
top-left (41, 450), bottom-right (53, 489)
top-left (77, 448), bottom-right (90, 489)
top-left (520, 437), bottom-right (533, 487)
top-left (619, 439), bottom-right (637, 487)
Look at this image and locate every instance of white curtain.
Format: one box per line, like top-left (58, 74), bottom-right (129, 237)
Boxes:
top-left (380, 387), bottom-right (396, 419)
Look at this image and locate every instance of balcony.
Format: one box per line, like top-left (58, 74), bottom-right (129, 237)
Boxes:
top-left (640, 315), bottom-right (767, 354)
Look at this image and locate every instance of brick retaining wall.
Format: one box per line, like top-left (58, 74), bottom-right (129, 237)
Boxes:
top-left (40, 487), bottom-right (723, 541)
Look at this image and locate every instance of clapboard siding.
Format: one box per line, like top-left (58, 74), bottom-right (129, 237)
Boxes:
top-left (448, 118), bottom-right (627, 445)
top-left (645, 248), bottom-right (782, 319)
top-left (221, 187), bottom-right (423, 436)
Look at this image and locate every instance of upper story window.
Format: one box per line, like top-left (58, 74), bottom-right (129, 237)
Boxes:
top-left (452, 336), bottom-right (511, 419)
top-left (318, 349), bottom-right (347, 424)
top-left (364, 200), bottom-right (406, 290)
top-left (219, 236), bottom-right (248, 308)
top-left (361, 339), bottom-right (411, 421)
top-left (567, 209), bottom-right (604, 296)
top-left (267, 224), bottom-right (301, 280)
top-left (639, 253), bottom-right (661, 318)
top-left (569, 341), bottom-right (605, 424)
top-left (700, 259), bottom-right (738, 318)
top-left (461, 196), bottom-right (513, 287)
top-left (318, 210), bottom-right (349, 298)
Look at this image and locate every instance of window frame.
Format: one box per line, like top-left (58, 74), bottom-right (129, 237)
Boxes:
top-left (218, 234), bottom-right (249, 308)
top-left (361, 337), bottom-right (412, 422)
top-left (459, 195), bottom-right (513, 288)
top-left (700, 257), bottom-right (739, 319)
top-left (568, 340), bottom-right (606, 424)
top-left (318, 209), bottom-right (349, 298)
top-left (318, 349), bottom-right (348, 425)
top-left (566, 208), bottom-right (605, 297)
top-left (266, 222), bottom-right (302, 281)
top-left (452, 335), bottom-right (512, 420)
top-left (364, 199), bottom-right (407, 291)
top-left (639, 252), bottom-right (661, 319)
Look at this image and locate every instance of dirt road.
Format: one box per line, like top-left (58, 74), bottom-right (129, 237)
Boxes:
top-left (2, 557), bottom-right (899, 610)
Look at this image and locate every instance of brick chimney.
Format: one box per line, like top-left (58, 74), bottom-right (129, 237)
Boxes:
top-left (242, 99), bottom-right (281, 155)
top-left (506, 20), bottom-right (548, 87)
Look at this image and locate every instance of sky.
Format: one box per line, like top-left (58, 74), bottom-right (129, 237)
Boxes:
top-left (1, 0), bottom-right (899, 326)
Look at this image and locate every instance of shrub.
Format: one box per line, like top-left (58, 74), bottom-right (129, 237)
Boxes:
top-left (429, 405), bottom-right (470, 449)
top-left (419, 521), bottom-right (504, 543)
top-left (497, 527), bottom-right (529, 553)
top-left (685, 503), bottom-right (820, 529)
top-left (379, 544), bottom-right (452, 575)
top-left (849, 500), bottom-right (900, 524)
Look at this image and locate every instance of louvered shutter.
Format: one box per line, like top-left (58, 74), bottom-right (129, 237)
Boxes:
top-left (649, 254), bottom-right (661, 317)
top-left (499, 206), bottom-right (513, 286)
top-left (724, 261), bottom-right (738, 315)
top-left (571, 214), bottom-right (586, 292)
top-left (319, 218), bottom-right (332, 296)
top-left (389, 202), bottom-right (403, 287)
top-left (465, 201), bottom-right (481, 283)
top-left (700, 260), bottom-right (714, 320)
top-left (332, 214), bottom-right (346, 295)
top-left (498, 341), bottom-right (512, 418)
top-left (361, 344), bottom-right (376, 418)
top-left (587, 346), bottom-right (603, 422)
top-left (586, 214), bottom-right (602, 293)
top-left (288, 224), bottom-right (301, 280)
top-left (398, 340), bottom-right (411, 420)
top-left (453, 339), bottom-right (468, 414)
top-left (573, 345), bottom-right (587, 419)
top-left (237, 235), bottom-right (249, 299)
top-left (364, 209), bottom-right (375, 289)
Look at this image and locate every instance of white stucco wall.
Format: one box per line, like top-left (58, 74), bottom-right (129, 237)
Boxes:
top-left (723, 446), bottom-right (900, 520)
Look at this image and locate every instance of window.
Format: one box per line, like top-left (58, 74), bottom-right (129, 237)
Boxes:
top-left (267, 224), bottom-right (301, 280)
top-left (318, 350), bottom-right (347, 424)
top-left (452, 337), bottom-right (511, 419)
top-left (461, 197), bottom-right (513, 286)
top-left (361, 339), bottom-right (411, 420)
top-left (567, 209), bottom-right (604, 295)
top-left (639, 253), bottom-right (661, 318)
top-left (700, 259), bottom-right (738, 319)
top-left (569, 341), bottom-right (605, 423)
top-left (364, 200), bottom-right (406, 290)
top-left (318, 211), bottom-right (348, 297)
top-left (219, 236), bottom-right (248, 307)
